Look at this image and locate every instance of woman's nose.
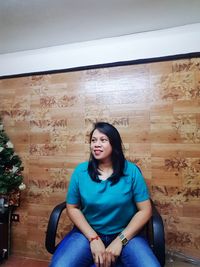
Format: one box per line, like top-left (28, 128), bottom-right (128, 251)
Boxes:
top-left (94, 140), bottom-right (101, 147)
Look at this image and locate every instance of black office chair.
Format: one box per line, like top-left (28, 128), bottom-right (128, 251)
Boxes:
top-left (45, 200), bottom-right (165, 266)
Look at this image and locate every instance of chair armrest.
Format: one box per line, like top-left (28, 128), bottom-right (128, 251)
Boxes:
top-left (151, 201), bottom-right (165, 267)
top-left (45, 202), bottom-right (66, 254)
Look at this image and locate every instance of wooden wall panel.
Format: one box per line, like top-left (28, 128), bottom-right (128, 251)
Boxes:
top-left (0, 57), bottom-right (200, 260)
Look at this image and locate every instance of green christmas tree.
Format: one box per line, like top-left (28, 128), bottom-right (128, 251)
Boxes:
top-left (0, 118), bottom-right (25, 194)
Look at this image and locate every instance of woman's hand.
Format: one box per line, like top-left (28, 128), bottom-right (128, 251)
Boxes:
top-left (105, 237), bottom-right (122, 267)
top-left (90, 238), bottom-right (106, 267)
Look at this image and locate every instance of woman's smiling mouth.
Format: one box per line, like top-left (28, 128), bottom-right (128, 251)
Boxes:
top-left (94, 149), bottom-right (103, 155)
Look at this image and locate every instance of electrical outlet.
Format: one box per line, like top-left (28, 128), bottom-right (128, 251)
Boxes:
top-left (11, 214), bottom-right (20, 222)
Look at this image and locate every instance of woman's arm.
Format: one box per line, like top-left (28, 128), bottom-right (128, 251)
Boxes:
top-left (122, 199), bottom-right (152, 240)
top-left (67, 203), bottom-right (97, 239)
top-left (67, 203), bottom-right (106, 267)
top-left (105, 199), bottom-right (152, 265)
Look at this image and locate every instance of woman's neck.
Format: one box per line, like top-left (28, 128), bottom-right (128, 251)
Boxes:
top-left (98, 160), bottom-right (112, 171)
top-left (98, 161), bottom-right (113, 180)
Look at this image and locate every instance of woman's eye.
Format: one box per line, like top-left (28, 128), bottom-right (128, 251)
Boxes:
top-left (102, 139), bottom-right (108, 142)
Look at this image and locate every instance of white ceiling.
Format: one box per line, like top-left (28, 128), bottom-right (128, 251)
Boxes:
top-left (1, 0), bottom-right (200, 55)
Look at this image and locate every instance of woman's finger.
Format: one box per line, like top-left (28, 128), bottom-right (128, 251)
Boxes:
top-left (94, 254), bottom-right (99, 267)
top-left (105, 251), bottom-right (112, 267)
top-left (99, 254), bottom-right (104, 267)
top-left (111, 254), bottom-right (116, 264)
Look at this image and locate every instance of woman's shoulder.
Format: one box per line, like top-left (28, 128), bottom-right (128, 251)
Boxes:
top-left (74, 161), bottom-right (89, 172)
top-left (125, 160), bottom-right (139, 169)
top-left (124, 160), bottom-right (142, 175)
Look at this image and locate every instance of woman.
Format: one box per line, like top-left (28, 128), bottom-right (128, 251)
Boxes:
top-left (50, 122), bottom-right (160, 267)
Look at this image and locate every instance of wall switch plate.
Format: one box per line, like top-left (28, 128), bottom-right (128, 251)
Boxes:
top-left (11, 214), bottom-right (19, 222)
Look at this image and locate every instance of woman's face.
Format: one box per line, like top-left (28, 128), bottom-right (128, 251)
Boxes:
top-left (90, 129), bottom-right (112, 163)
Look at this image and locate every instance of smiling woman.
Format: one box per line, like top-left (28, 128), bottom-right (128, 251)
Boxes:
top-left (49, 122), bottom-right (161, 267)
top-left (90, 129), bottom-right (112, 164)
top-left (88, 122), bottom-right (125, 185)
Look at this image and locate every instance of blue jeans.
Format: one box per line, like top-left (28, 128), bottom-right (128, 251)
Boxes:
top-left (49, 227), bottom-right (161, 267)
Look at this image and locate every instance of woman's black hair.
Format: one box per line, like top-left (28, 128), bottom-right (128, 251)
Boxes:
top-left (88, 122), bottom-right (125, 185)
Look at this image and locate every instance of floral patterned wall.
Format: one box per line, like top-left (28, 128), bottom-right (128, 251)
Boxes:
top-left (0, 57), bottom-right (200, 260)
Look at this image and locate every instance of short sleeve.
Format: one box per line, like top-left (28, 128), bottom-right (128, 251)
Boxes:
top-left (66, 167), bottom-right (81, 205)
top-left (132, 165), bottom-right (149, 202)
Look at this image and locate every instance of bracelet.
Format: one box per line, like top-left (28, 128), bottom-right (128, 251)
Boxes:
top-left (90, 235), bottom-right (99, 242)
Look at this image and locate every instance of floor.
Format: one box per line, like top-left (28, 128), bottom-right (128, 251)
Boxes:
top-left (0, 255), bottom-right (199, 267)
top-left (0, 256), bottom-right (48, 267)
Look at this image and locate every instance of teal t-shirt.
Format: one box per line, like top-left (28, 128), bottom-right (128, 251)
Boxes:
top-left (66, 161), bottom-right (149, 235)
